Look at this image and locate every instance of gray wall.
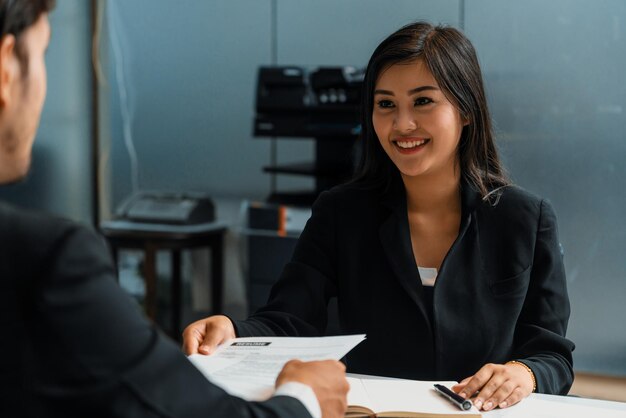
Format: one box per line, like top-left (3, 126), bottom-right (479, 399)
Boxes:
top-left (103, 0), bottom-right (626, 376)
top-left (0, 0), bottom-right (93, 222)
top-left (105, 0), bottom-right (273, 205)
top-left (466, 0), bottom-right (626, 376)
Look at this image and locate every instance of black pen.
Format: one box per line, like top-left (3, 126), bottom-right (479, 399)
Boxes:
top-left (433, 384), bottom-right (473, 411)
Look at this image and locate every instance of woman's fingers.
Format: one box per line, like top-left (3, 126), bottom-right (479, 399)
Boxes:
top-left (497, 386), bottom-right (526, 409)
top-left (456, 362), bottom-right (534, 411)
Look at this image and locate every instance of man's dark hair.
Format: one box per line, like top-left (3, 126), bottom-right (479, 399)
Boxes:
top-left (353, 21), bottom-right (510, 199)
top-left (0, 0), bottom-right (56, 69)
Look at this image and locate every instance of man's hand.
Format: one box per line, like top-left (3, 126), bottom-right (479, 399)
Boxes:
top-left (452, 363), bottom-right (534, 411)
top-left (182, 315), bottom-right (235, 355)
top-left (276, 360), bottom-right (349, 418)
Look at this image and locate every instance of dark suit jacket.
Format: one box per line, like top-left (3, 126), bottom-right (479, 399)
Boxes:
top-left (0, 202), bottom-right (310, 418)
top-left (234, 178), bottom-right (575, 395)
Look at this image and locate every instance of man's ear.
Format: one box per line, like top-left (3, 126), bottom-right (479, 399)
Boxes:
top-left (0, 34), bottom-right (18, 109)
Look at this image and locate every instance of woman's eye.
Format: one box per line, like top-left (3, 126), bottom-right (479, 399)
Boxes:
top-left (376, 100), bottom-right (395, 109)
top-left (414, 97), bottom-right (433, 106)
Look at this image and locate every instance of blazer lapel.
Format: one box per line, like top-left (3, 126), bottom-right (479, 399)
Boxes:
top-left (376, 176), bottom-right (482, 330)
top-left (378, 180), bottom-right (431, 326)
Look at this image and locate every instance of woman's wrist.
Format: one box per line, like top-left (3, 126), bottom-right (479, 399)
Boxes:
top-left (506, 360), bottom-right (537, 392)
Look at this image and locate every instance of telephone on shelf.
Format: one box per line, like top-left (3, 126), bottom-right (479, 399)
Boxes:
top-left (116, 192), bottom-right (215, 225)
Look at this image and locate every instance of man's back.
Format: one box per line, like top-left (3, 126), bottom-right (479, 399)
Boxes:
top-left (0, 202), bottom-right (309, 417)
top-left (0, 202), bottom-right (70, 415)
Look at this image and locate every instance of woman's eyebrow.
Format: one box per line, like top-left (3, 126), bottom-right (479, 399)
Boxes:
top-left (408, 85), bottom-right (439, 94)
top-left (374, 89), bottom-right (394, 96)
top-left (374, 85), bottom-right (439, 96)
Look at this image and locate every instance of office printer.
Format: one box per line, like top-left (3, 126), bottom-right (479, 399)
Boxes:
top-left (254, 66), bottom-right (363, 138)
top-left (116, 192), bottom-right (215, 225)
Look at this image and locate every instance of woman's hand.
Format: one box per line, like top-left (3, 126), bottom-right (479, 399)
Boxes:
top-left (452, 362), bottom-right (535, 411)
top-left (182, 315), bottom-right (236, 355)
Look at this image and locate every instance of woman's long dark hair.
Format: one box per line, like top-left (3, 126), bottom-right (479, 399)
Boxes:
top-left (352, 21), bottom-right (509, 199)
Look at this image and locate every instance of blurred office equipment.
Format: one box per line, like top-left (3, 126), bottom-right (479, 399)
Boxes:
top-left (101, 192), bottom-right (219, 338)
top-left (253, 65), bottom-right (363, 206)
top-left (245, 66), bottom-right (361, 329)
top-left (115, 191), bottom-right (215, 225)
top-left (245, 202), bottom-right (303, 314)
top-left (243, 201), bottom-right (340, 334)
top-left (101, 219), bottom-right (228, 340)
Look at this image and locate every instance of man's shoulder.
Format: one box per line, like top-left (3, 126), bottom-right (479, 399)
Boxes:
top-left (0, 202), bottom-right (91, 264)
top-left (0, 201), bottom-right (78, 240)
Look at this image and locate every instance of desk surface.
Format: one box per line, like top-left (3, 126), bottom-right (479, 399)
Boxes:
top-left (485, 393), bottom-right (626, 417)
top-left (347, 373), bottom-right (626, 416)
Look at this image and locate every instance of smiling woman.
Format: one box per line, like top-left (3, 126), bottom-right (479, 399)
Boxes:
top-left (355, 21), bottom-right (507, 199)
top-left (183, 21), bottom-right (575, 413)
top-left (372, 59), bottom-right (467, 275)
top-left (372, 60), bottom-right (466, 181)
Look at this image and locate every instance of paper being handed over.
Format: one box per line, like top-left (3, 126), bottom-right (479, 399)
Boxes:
top-left (188, 334), bottom-right (366, 401)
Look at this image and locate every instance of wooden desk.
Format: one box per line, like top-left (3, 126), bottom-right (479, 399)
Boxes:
top-left (100, 220), bottom-right (228, 339)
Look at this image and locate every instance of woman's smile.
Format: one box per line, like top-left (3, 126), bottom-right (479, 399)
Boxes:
top-left (393, 137), bottom-right (431, 154)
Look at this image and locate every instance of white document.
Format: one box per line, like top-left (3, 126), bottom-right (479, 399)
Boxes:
top-left (189, 334), bottom-right (365, 401)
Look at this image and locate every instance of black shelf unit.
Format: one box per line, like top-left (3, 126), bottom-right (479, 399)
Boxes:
top-left (261, 137), bottom-right (357, 205)
top-left (253, 66), bottom-right (363, 206)
top-left (258, 136), bottom-right (357, 206)
top-left (245, 66), bottom-right (361, 329)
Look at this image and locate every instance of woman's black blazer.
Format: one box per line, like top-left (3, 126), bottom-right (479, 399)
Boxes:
top-left (234, 178), bottom-right (575, 395)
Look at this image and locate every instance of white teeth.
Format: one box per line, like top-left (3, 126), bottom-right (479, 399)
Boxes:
top-left (396, 139), bottom-right (427, 149)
